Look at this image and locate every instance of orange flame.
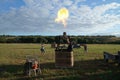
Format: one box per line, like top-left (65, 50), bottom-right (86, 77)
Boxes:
top-left (55, 8), bottom-right (69, 27)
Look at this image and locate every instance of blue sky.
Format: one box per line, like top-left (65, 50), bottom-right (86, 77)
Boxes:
top-left (0, 0), bottom-right (25, 13)
top-left (0, 0), bottom-right (120, 36)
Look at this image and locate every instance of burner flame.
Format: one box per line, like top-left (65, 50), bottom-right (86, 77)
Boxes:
top-left (55, 8), bottom-right (69, 27)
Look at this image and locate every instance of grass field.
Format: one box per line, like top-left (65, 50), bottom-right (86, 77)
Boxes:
top-left (0, 44), bottom-right (120, 80)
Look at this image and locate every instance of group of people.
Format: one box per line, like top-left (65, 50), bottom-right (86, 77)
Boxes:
top-left (40, 32), bottom-right (88, 53)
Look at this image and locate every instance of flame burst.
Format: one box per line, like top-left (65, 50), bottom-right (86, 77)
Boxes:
top-left (55, 8), bottom-right (69, 27)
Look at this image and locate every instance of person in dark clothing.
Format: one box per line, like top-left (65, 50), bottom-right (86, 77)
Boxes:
top-left (55, 32), bottom-right (72, 51)
top-left (40, 44), bottom-right (45, 54)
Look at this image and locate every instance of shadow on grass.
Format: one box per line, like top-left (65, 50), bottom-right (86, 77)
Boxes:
top-left (55, 59), bottom-right (120, 80)
top-left (0, 59), bottom-right (120, 80)
top-left (0, 64), bottom-right (24, 79)
top-left (40, 59), bottom-right (120, 80)
top-left (0, 64), bottom-right (43, 80)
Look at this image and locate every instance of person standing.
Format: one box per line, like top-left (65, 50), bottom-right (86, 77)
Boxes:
top-left (40, 44), bottom-right (45, 54)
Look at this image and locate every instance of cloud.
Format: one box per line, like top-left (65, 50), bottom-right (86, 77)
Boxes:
top-left (0, 0), bottom-right (120, 35)
top-left (68, 2), bottom-right (120, 34)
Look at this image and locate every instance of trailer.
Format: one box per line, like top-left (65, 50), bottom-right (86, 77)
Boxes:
top-left (103, 51), bottom-right (120, 65)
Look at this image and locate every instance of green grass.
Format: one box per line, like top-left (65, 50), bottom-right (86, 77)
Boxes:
top-left (0, 44), bottom-right (120, 80)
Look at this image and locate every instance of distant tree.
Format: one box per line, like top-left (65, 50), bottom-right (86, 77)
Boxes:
top-left (70, 37), bottom-right (78, 43)
top-left (36, 37), bottom-right (48, 43)
top-left (6, 38), bottom-right (17, 43)
top-left (0, 37), bottom-right (6, 43)
top-left (45, 36), bottom-right (55, 43)
top-left (19, 36), bottom-right (35, 43)
top-left (0, 35), bottom-right (119, 44)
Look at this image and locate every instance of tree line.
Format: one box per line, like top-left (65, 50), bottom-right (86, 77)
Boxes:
top-left (0, 35), bottom-right (120, 44)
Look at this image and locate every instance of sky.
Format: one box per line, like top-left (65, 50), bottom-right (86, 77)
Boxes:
top-left (0, 0), bottom-right (120, 36)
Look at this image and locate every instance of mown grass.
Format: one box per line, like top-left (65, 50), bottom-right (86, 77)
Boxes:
top-left (0, 44), bottom-right (120, 80)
